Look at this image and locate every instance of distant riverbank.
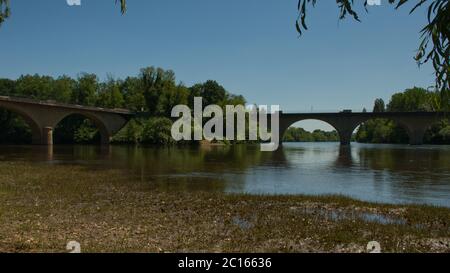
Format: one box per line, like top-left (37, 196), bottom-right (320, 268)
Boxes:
top-left (0, 161), bottom-right (448, 253)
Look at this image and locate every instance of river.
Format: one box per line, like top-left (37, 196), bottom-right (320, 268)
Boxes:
top-left (0, 143), bottom-right (449, 207)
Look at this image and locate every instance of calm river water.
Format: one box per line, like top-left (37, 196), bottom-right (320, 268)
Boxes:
top-left (0, 143), bottom-right (449, 207)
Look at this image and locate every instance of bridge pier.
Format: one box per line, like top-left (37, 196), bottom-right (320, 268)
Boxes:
top-left (338, 130), bottom-right (353, 146)
top-left (408, 126), bottom-right (427, 145)
top-left (403, 118), bottom-right (431, 145)
top-left (101, 133), bottom-right (112, 146)
top-left (43, 127), bottom-right (53, 145)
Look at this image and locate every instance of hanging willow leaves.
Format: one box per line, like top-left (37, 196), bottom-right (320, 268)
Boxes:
top-left (116, 0), bottom-right (127, 14)
top-left (0, 0), bottom-right (10, 26)
top-left (297, 0), bottom-right (449, 107)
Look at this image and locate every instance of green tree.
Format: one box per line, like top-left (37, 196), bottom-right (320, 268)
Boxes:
top-left (373, 98), bottom-right (385, 113)
top-left (112, 118), bottom-right (144, 144)
top-left (356, 88), bottom-right (446, 144)
top-left (189, 80), bottom-right (228, 108)
top-left (52, 76), bottom-right (76, 103)
top-left (121, 77), bottom-right (146, 112)
top-left (0, 78), bottom-right (15, 96)
top-left (14, 74), bottom-right (54, 100)
top-left (140, 67), bottom-right (177, 116)
top-left (0, 67), bottom-right (250, 145)
top-left (141, 117), bottom-right (174, 145)
top-left (72, 73), bottom-right (99, 106)
top-left (158, 84), bottom-right (189, 117)
top-left (387, 87), bottom-right (438, 112)
top-left (0, 110), bottom-right (32, 144)
top-left (53, 115), bottom-right (99, 144)
top-left (283, 127), bottom-right (338, 142)
top-left (97, 77), bottom-right (125, 109)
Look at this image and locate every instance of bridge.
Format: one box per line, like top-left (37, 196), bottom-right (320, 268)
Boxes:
top-left (0, 96), bottom-right (447, 146)
top-left (278, 111), bottom-right (448, 145)
top-left (0, 96), bottom-right (134, 145)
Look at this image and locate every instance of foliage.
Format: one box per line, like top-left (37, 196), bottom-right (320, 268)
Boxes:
top-left (356, 87), bottom-right (448, 144)
top-left (0, 67), bottom-right (245, 145)
top-left (0, 110), bottom-right (31, 144)
top-left (97, 76), bottom-right (125, 109)
top-left (112, 118), bottom-right (144, 144)
top-left (373, 98), bottom-right (386, 113)
top-left (283, 127), bottom-right (339, 142)
top-left (141, 117), bottom-right (175, 145)
top-left (53, 115), bottom-right (100, 144)
top-left (0, 0), bottom-right (9, 26)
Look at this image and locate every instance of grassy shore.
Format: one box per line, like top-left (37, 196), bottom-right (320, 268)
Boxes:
top-left (0, 161), bottom-right (449, 253)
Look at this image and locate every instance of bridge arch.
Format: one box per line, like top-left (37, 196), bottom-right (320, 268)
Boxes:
top-left (52, 111), bottom-right (112, 145)
top-left (0, 104), bottom-right (43, 144)
top-left (281, 119), bottom-right (340, 143)
top-left (353, 117), bottom-right (421, 145)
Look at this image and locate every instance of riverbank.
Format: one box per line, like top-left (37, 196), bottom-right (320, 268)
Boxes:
top-left (0, 161), bottom-right (449, 253)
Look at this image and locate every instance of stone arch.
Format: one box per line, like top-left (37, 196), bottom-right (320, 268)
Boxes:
top-left (352, 117), bottom-right (411, 144)
top-left (0, 103), bottom-right (43, 144)
top-left (52, 111), bottom-right (112, 145)
top-left (280, 118), bottom-right (341, 143)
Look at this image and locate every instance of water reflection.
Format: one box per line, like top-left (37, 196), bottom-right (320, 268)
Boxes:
top-left (0, 143), bottom-right (449, 207)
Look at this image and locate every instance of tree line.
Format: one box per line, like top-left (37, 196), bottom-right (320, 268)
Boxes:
top-left (0, 67), bottom-right (245, 144)
top-left (355, 87), bottom-right (449, 144)
top-left (0, 68), bottom-right (448, 145)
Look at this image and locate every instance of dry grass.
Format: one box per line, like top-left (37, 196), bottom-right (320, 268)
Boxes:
top-left (0, 162), bottom-right (449, 253)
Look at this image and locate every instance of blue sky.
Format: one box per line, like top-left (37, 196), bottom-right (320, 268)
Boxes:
top-left (0, 0), bottom-right (435, 130)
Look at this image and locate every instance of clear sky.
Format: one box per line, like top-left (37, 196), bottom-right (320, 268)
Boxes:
top-left (0, 0), bottom-right (435, 130)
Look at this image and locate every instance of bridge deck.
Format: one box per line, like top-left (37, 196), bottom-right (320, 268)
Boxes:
top-left (0, 96), bottom-right (134, 115)
top-left (279, 111), bottom-right (449, 117)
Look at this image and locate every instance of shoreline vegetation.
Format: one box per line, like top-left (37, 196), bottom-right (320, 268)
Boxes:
top-left (0, 162), bottom-right (449, 253)
top-left (0, 69), bottom-right (449, 145)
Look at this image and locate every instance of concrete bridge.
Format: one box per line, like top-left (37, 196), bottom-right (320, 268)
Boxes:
top-left (277, 111), bottom-right (449, 145)
top-left (0, 96), bottom-right (447, 146)
top-left (0, 96), bottom-right (134, 145)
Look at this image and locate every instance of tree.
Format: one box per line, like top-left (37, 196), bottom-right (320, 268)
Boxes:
top-left (14, 74), bottom-right (54, 100)
top-left (140, 66), bottom-right (177, 116)
top-left (52, 76), bottom-right (76, 103)
top-left (0, 67), bottom-right (249, 145)
top-left (97, 77), bottom-right (125, 109)
top-left (72, 73), bottom-right (99, 106)
top-left (189, 80), bottom-right (228, 108)
top-left (373, 98), bottom-right (385, 113)
top-left (296, 0), bottom-right (449, 97)
top-left (356, 88), bottom-right (447, 144)
top-left (121, 76), bottom-right (146, 112)
top-left (387, 87), bottom-right (437, 111)
top-left (141, 117), bottom-right (175, 145)
top-left (0, 78), bottom-right (15, 96)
